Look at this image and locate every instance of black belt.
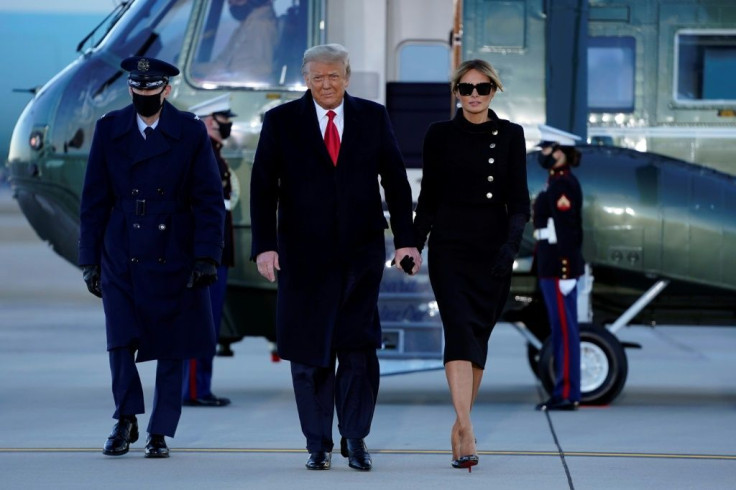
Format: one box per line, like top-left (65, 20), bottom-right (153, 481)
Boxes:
top-left (115, 199), bottom-right (187, 216)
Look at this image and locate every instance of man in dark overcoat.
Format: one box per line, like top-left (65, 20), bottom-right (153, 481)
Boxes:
top-left (78, 56), bottom-right (225, 458)
top-left (250, 43), bottom-right (421, 471)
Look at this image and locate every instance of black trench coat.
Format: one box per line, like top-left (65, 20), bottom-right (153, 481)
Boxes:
top-left (250, 91), bottom-right (415, 367)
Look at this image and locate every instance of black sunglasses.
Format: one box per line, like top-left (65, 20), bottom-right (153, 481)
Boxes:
top-left (456, 82), bottom-right (494, 96)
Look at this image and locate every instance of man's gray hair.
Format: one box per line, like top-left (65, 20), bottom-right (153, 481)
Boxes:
top-left (301, 43), bottom-right (351, 77)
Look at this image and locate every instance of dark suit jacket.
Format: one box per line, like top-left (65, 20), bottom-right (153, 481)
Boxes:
top-left (78, 101), bottom-right (225, 362)
top-left (250, 91), bottom-right (414, 366)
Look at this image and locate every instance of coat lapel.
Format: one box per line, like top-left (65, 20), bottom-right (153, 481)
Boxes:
top-left (300, 91), bottom-right (341, 168)
top-left (338, 93), bottom-right (360, 169)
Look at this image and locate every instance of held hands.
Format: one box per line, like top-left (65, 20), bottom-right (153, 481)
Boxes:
top-left (82, 265), bottom-right (102, 298)
top-left (256, 251), bottom-right (280, 283)
top-left (490, 244), bottom-right (516, 278)
top-left (187, 259), bottom-right (218, 288)
top-left (392, 247), bottom-right (422, 275)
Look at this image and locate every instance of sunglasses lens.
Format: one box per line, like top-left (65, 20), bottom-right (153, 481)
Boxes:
top-left (457, 83), bottom-right (473, 96)
top-left (457, 83), bottom-right (493, 96)
top-left (475, 83), bottom-right (492, 95)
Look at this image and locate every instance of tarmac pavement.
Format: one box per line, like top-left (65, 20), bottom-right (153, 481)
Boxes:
top-left (1, 185), bottom-right (735, 489)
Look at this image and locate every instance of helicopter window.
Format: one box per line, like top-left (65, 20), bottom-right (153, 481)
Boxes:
top-left (675, 30), bottom-right (736, 104)
top-left (189, 0), bottom-right (311, 88)
top-left (101, 0), bottom-right (194, 67)
top-left (588, 36), bottom-right (635, 113)
top-left (464, 0), bottom-right (526, 52)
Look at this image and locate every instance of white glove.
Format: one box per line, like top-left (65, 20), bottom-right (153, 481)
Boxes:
top-left (558, 279), bottom-right (576, 296)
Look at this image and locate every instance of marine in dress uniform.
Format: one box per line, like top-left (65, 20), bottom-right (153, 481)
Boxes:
top-left (78, 56), bottom-right (225, 457)
top-left (182, 94), bottom-right (237, 407)
top-left (532, 127), bottom-right (585, 411)
top-left (250, 44), bottom-right (421, 471)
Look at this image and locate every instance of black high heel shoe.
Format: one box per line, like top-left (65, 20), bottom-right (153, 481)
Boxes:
top-left (451, 454), bottom-right (479, 472)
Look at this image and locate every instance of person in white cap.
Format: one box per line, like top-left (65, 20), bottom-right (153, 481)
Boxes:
top-left (182, 94), bottom-right (238, 407)
top-left (533, 129), bottom-right (585, 411)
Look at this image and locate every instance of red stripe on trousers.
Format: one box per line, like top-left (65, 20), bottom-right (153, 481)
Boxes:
top-left (555, 281), bottom-right (571, 399)
top-left (188, 359), bottom-right (198, 399)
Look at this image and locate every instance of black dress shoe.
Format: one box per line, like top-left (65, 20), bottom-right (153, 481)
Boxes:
top-left (182, 395), bottom-right (231, 407)
top-left (102, 415), bottom-right (138, 456)
top-left (344, 438), bottom-right (372, 471)
top-left (535, 398), bottom-right (579, 411)
top-left (305, 451), bottom-right (331, 470)
top-left (144, 434), bottom-right (169, 458)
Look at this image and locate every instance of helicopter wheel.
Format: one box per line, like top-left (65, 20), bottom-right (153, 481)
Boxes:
top-left (537, 323), bottom-right (628, 405)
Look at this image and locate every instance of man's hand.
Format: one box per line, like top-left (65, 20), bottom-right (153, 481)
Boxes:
top-left (187, 259), bottom-right (218, 288)
top-left (82, 265), bottom-right (102, 298)
top-left (393, 247), bottom-right (422, 275)
top-left (256, 251), bottom-right (280, 283)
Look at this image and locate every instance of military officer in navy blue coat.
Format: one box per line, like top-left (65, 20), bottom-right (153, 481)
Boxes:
top-left (78, 56), bottom-right (225, 457)
top-left (250, 44), bottom-right (421, 471)
top-left (532, 130), bottom-right (585, 411)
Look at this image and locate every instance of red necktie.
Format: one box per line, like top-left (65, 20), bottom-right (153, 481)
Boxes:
top-left (324, 110), bottom-right (340, 166)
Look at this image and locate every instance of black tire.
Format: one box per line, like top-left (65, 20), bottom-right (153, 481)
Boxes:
top-left (537, 324), bottom-right (628, 405)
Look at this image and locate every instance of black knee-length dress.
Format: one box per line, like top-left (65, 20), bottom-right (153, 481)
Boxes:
top-left (414, 109), bottom-right (530, 368)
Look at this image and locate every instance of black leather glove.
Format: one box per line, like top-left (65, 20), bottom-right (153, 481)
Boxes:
top-left (187, 259), bottom-right (218, 288)
top-left (490, 244), bottom-right (516, 278)
top-left (490, 214), bottom-right (528, 278)
top-left (82, 265), bottom-right (102, 298)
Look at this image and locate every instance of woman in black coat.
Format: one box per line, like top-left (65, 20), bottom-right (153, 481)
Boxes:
top-left (414, 59), bottom-right (530, 470)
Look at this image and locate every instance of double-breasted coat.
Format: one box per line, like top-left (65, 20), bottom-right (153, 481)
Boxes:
top-left (78, 101), bottom-right (225, 362)
top-left (250, 91), bottom-right (415, 367)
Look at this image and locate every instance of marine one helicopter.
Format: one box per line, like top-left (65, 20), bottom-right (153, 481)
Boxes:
top-left (6, 0), bottom-right (736, 405)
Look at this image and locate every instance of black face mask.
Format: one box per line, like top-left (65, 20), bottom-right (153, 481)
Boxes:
top-left (537, 148), bottom-right (558, 169)
top-left (217, 122), bottom-right (233, 140)
top-left (132, 88), bottom-right (165, 118)
top-left (229, 4), bottom-right (254, 21)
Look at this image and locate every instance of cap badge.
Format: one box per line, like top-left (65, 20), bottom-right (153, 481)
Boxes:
top-left (137, 58), bottom-right (150, 72)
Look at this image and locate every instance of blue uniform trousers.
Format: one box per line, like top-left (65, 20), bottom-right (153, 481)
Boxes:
top-left (182, 265), bottom-right (228, 400)
top-left (290, 348), bottom-right (380, 452)
top-left (109, 347), bottom-right (184, 437)
top-left (539, 278), bottom-right (581, 402)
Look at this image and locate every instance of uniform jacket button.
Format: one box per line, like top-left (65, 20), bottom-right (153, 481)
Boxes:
top-left (492, 129), bottom-right (498, 135)
top-left (490, 143), bottom-right (496, 148)
top-left (486, 192), bottom-right (493, 199)
top-left (130, 257), bottom-right (139, 263)
top-left (487, 176), bottom-right (494, 182)
top-left (133, 223), bottom-right (141, 229)
top-left (158, 224), bottom-right (166, 231)
top-left (488, 158), bottom-right (495, 164)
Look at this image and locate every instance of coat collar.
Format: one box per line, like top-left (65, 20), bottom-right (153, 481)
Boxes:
top-left (452, 108), bottom-right (501, 134)
top-left (112, 100), bottom-right (183, 141)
